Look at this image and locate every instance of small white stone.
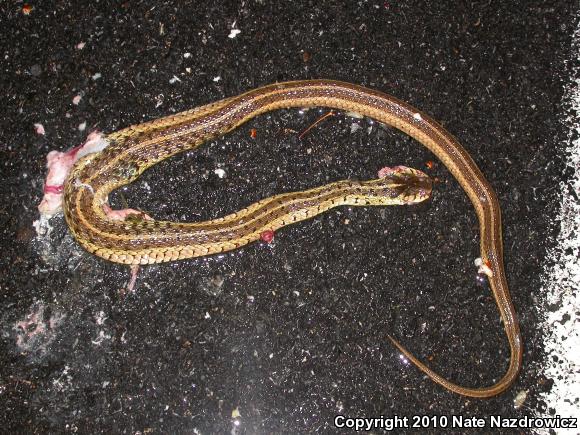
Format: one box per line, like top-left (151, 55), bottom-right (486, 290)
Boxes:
top-left (228, 28), bottom-right (241, 38)
top-left (514, 390), bottom-right (528, 409)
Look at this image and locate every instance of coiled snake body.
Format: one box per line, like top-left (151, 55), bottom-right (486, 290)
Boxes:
top-left (63, 80), bottom-right (521, 398)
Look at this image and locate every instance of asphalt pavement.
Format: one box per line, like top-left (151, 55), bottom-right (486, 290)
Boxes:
top-left (0, 1), bottom-right (577, 433)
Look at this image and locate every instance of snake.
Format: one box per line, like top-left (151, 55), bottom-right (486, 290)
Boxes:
top-left (62, 79), bottom-right (521, 398)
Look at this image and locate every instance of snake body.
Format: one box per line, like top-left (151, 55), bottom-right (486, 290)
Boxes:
top-left (62, 79), bottom-right (521, 398)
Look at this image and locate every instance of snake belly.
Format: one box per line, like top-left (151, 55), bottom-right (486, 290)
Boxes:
top-left (62, 79), bottom-right (521, 399)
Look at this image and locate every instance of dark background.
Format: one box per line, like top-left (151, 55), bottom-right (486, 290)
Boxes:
top-left (1, 1), bottom-right (576, 433)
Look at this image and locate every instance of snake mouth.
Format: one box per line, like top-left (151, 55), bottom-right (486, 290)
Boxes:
top-left (411, 178), bottom-right (432, 203)
top-left (405, 170), bottom-right (433, 203)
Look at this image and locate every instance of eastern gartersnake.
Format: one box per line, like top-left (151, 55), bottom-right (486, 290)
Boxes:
top-left (62, 79), bottom-right (521, 398)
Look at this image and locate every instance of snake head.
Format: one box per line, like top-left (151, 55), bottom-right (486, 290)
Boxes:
top-left (378, 165), bottom-right (432, 204)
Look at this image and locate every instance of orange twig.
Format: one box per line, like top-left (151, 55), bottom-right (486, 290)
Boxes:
top-left (298, 110), bottom-right (335, 140)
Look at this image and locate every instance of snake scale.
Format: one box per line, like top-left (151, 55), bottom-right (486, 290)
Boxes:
top-left (62, 80), bottom-right (521, 398)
